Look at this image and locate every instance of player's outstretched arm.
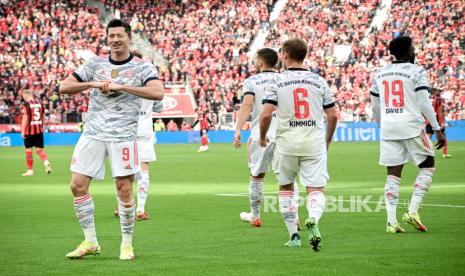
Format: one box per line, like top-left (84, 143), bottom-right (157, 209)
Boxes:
top-left (259, 103), bottom-right (274, 147)
top-left (324, 107), bottom-right (338, 150)
top-left (109, 80), bottom-right (164, 100)
top-left (59, 75), bottom-right (108, 94)
top-left (233, 95), bottom-right (254, 148)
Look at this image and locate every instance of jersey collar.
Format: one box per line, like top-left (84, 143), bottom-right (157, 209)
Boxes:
top-left (109, 53), bottom-right (134, 65)
top-left (392, 60), bottom-right (409, 64)
top-left (261, 70), bottom-right (277, 73)
top-left (287, 67), bottom-right (309, 71)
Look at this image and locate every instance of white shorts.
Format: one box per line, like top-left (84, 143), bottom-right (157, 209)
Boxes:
top-left (379, 131), bottom-right (434, 166)
top-left (276, 154), bottom-right (329, 188)
top-left (247, 139), bottom-right (276, 176)
top-left (137, 135), bottom-right (156, 163)
top-left (71, 135), bottom-right (140, 180)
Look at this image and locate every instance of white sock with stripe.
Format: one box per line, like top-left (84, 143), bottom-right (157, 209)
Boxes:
top-left (279, 191), bottom-right (298, 238)
top-left (136, 170), bottom-right (150, 214)
top-left (73, 194), bottom-right (98, 244)
top-left (119, 198), bottom-right (136, 245)
top-left (409, 168), bottom-right (435, 214)
top-left (307, 191), bottom-right (325, 223)
top-left (385, 175), bottom-right (401, 225)
top-left (249, 176), bottom-right (263, 219)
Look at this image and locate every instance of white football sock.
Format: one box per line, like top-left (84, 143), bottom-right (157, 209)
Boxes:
top-left (73, 194), bottom-right (98, 244)
top-left (136, 170), bottom-right (150, 214)
top-left (249, 177), bottom-right (264, 219)
top-left (118, 198), bottom-right (135, 245)
top-left (279, 190), bottom-right (297, 238)
top-left (307, 191), bottom-right (325, 223)
top-left (384, 175), bottom-right (401, 225)
top-left (409, 168), bottom-right (435, 214)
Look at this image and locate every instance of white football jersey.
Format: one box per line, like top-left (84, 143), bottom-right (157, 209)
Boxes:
top-left (371, 62), bottom-right (431, 140)
top-left (137, 99), bottom-right (155, 139)
top-left (242, 70), bottom-right (278, 141)
top-left (263, 68), bottom-right (335, 157)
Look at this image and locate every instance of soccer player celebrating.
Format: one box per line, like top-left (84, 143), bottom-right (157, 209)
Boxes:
top-left (233, 48), bottom-right (299, 228)
top-left (425, 88), bottom-right (450, 158)
top-left (20, 89), bottom-right (52, 176)
top-left (260, 39), bottom-right (338, 250)
top-left (59, 19), bottom-right (164, 260)
top-left (370, 36), bottom-right (445, 234)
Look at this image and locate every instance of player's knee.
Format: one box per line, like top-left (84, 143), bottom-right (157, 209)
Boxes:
top-left (280, 183), bottom-right (294, 191)
top-left (419, 156), bottom-right (435, 168)
top-left (117, 184), bottom-right (132, 197)
top-left (70, 181), bottom-right (87, 195)
top-left (306, 187), bottom-right (324, 194)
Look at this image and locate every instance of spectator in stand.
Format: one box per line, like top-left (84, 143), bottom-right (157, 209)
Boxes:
top-left (166, 119), bottom-right (179, 131)
top-left (181, 120), bottom-right (192, 131)
top-left (153, 119), bottom-right (166, 131)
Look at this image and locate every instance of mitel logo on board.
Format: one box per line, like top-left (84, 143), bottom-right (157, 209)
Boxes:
top-left (163, 96), bottom-right (178, 111)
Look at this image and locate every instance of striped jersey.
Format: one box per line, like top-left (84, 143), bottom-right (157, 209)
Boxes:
top-left (73, 53), bottom-right (159, 142)
top-left (263, 68), bottom-right (335, 156)
top-left (429, 95), bottom-right (444, 126)
top-left (242, 70), bottom-right (278, 142)
top-left (22, 100), bottom-right (44, 135)
top-left (371, 62), bottom-right (431, 140)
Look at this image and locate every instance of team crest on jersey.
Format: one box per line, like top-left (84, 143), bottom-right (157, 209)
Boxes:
top-left (111, 69), bottom-right (119, 78)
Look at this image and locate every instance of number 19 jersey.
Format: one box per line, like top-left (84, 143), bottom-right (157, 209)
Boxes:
top-left (263, 68), bottom-right (335, 157)
top-left (371, 62), bottom-right (430, 140)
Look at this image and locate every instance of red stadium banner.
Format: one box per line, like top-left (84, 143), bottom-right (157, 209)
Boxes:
top-left (153, 85), bottom-right (197, 118)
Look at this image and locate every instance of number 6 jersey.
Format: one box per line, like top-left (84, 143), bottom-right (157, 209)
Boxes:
top-left (263, 68), bottom-right (335, 157)
top-left (370, 62), bottom-right (431, 140)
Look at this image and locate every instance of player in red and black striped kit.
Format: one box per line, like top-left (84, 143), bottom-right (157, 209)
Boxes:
top-left (425, 88), bottom-right (451, 158)
top-left (21, 90), bottom-right (52, 176)
top-left (192, 112), bottom-right (211, 152)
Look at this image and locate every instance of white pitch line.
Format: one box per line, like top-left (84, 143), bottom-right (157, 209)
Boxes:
top-left (215, 193), bottom-right (465, 209)
top-left (216, 184), bottom-right (465, 195)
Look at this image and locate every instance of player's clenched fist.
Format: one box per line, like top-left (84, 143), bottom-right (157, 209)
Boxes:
top-left (232, 131), bottom-right (241, 148)
top-left (92, 80), bottom-right (111, 94)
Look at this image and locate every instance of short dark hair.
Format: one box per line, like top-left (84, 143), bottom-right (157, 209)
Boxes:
top-left (388, 36), bottom-right (412, 59)
top-left (256, 48), bottom-right (278, 67)
top-left (106, 19), bottom-right (131, 38)
top-left (281, 39), bottom-right (308, 62)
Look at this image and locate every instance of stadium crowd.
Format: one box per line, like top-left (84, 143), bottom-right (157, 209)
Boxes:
top-left (0, 0), bottom-right (463, 128)
top-left (0, 0), bottom-right (105, 124)
top-left (265, 0), bottom-right (464, 122)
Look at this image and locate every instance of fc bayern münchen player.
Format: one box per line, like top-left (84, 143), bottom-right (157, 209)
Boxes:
top-left (260, 39), bottom-right (338, 251)
top-left (59, 19), bottom-right (164, 260)
top-left (370, 36), bottom-right (445, 234)
top-left (233, 48), bottom-right (299, 228)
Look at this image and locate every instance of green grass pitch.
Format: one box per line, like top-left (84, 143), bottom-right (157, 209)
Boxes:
top-left (0, 142), bottom-right (464, 275)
